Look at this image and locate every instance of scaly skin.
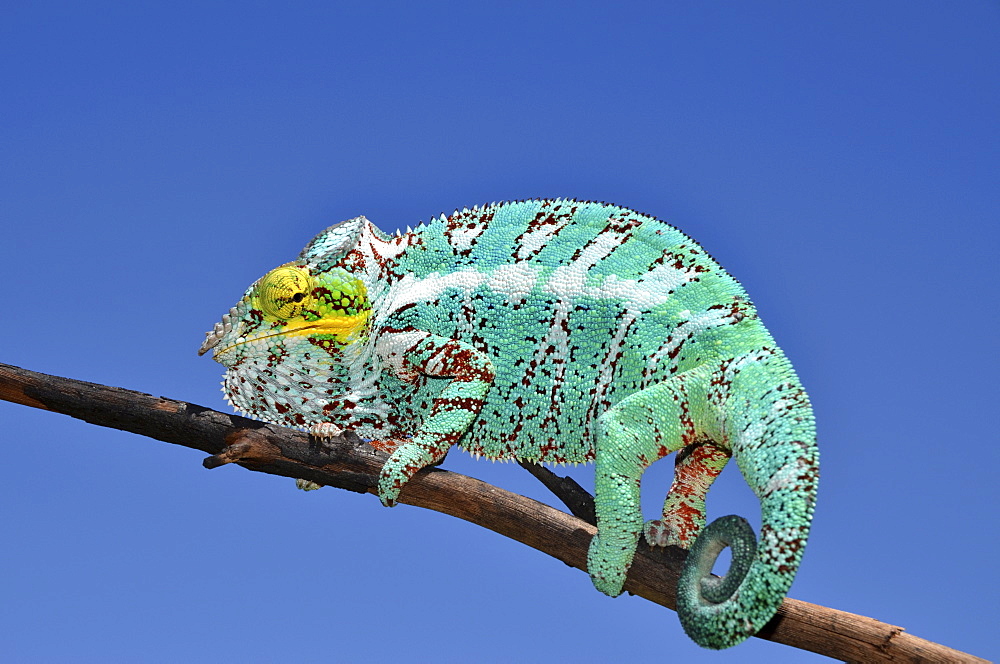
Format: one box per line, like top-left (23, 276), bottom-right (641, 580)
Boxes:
top-left (200, 199), bottom-right (818, 649)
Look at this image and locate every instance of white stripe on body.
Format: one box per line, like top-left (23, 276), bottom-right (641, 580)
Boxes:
top-left (514, 212), bottom-right (574, 261)
top-left (640, 307), bottom-right (739, 386)
top-left (586, 310), bottom-right (640, 426)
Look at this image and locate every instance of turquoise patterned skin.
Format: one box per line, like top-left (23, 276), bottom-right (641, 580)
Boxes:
top-left (200, 199), bottom-right (818, 649)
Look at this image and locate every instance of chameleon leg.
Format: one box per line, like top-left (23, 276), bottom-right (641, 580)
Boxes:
top-left (645, 440), bottom-right (731, 549)
top-left (587, 370), bottom-right (708, 597)
top-left (376, 333), bottom-right (495, 507)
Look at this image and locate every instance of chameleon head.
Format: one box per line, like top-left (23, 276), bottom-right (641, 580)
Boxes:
top-left (198, 263), bottom-right (372, 428)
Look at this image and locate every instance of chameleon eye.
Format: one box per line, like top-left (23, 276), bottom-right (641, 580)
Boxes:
top-left (256, 266), bottom-right (315, 319)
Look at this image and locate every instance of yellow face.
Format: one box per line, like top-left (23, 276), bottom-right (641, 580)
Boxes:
top-left (214, 263), bottom-right (371, 362)
top-left (255, 265), bottom-right (315, 319)
top-left (201, 262), bottom-right (374, 430)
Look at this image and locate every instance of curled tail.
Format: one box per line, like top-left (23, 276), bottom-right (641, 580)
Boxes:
top-left (678, 349), bottom-right (819, 649)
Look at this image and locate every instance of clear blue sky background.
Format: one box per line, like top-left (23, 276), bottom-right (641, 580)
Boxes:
top-left (2, 2), bottom-right (997, 662)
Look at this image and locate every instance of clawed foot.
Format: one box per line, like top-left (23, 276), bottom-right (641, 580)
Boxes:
top-left (645, 518), bottom-right (680, 547)
top-left (373, 438), bottom-right (449, 508)
top-left (644, 518), bottom-right (699, 549)
top-left (376, 473), bottom-right (400, 507)
top-left (296, 423), bottom-right (344, 490)
top-left (309, 422), bottom-right (343, 447)
top-left (586, 535), bottom-right (630, 597)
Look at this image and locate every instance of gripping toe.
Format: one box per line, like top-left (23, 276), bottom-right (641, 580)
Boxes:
top-left (587, 535), bottom-right (630, 597)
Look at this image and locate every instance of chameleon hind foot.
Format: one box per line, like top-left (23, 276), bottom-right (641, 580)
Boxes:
top-left (586, 534), bottom-right (633, 597)
top-left (644, 518), bottom-right (687, 548)
top-left (646, 441), bottom-right (731, 548)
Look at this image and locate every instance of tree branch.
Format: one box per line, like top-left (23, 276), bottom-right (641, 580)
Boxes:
top-left (0, 362), bottom-right (986, 663)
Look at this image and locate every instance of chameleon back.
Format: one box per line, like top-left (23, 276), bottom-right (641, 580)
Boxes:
top-left (375, 199), bottom-right (771, 463)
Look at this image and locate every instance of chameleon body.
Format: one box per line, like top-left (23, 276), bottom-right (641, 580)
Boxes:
top-left (200, 199), bottom-right (818, 649)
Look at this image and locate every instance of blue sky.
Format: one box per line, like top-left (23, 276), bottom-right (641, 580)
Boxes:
top-left (2, 2), bottom-right (997, 661)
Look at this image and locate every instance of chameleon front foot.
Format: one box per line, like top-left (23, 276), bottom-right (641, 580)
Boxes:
top-left (294, 423), bottom-right (344, 491)
top-left (376, 471), bottom-right (402, 507)
top-left (375, 437), bottom-right (451, 507)
top-left (308, 422), bottom-right (343, 448)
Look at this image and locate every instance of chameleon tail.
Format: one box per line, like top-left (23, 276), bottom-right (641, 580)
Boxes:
top-left (677, 351), bottom-right (819, 649)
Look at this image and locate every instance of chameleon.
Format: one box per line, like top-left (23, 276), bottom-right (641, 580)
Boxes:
top-left (199, 199), bottom-right (818, 649)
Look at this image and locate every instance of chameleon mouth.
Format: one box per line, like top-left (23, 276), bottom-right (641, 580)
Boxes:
top-left (211, 313), bottom-right (370, 358)
top-left (215, 325), bottom-right (322, 355)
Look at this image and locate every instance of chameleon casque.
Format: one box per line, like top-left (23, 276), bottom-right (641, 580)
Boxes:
top-left (199, 199), bottom-right (818, 649)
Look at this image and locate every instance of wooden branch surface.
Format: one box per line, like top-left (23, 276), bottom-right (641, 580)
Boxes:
top-left (0, 362), bottom-right (988, 663)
